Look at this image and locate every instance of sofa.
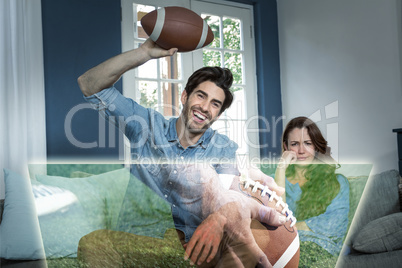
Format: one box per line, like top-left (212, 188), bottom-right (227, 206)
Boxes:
top-left (336, 169), bottom-right (402, 267)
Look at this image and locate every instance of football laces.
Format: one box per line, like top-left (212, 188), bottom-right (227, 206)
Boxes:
top-left (241, 176), bottom-right (297, 227)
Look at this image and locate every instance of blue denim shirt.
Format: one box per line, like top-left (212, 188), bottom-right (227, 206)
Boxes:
top-left (84, 87), bottom-right (239, 241)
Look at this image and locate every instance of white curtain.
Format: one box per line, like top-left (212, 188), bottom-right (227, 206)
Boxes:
top-left (0, 0), bottom-right (47, 198)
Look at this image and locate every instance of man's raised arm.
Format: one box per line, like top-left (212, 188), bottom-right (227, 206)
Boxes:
top-left (77, 38), bottom-right (177, 97)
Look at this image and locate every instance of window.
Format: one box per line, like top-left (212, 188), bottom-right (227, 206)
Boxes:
top-left (121, 0), bottom-right (259, 161)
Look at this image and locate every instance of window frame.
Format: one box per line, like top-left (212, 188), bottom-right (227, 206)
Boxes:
top-left (121, 0), bottom-right (260, 161)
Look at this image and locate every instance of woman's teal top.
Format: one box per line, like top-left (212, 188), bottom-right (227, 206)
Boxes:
top-left (285, 174), bottom-right (350, 255)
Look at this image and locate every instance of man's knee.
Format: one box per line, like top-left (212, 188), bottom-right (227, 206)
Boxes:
top-left (77, 229), bottom-right (122, 267)
top-left (77, 229), bottom-right (113, 261)
top-left (78, 229), bottom-right (109, 251)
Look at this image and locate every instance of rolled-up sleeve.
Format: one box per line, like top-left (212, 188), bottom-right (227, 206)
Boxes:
top-left (83, 86), bottom-right (151, 144)
top-left (84, 87), bottom-right (120, 111)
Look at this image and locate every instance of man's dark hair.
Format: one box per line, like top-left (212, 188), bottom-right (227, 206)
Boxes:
top-left (184, 66), bottom-right (234, 115)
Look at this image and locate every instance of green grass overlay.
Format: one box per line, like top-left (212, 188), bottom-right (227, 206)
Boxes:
top-left (35, 164), bottom-right (369, 267)
top-left (46, 229), bottom-right (193, 268)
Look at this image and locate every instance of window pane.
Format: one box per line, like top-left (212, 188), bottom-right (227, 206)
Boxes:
top-left (135, 42), bottom-right (158, 79)
top-left (139, 81), bottom-right (158, 109)
top-left (161, 82), bottom-right (182, 117)
top-left (136, 5), bottom-right (155, 39)
top-left (202, 14), bottom-right (220, 48)
top-left (225, 88), bottom-right (246, 120)
top-left (160, 53), bottom-right (182, 80)
top-left (203, 50), bottom-right (221, 67)
top-left (224, 52), bottom-right (243, 84)
top-left (223, 17), bottom-right (241, 50)
top-left (138, 60), bottom-right (158, 79)
top-left (231, 86), bottom-right (243, 93)
top-left (231, 120), bottom-right (247, 155)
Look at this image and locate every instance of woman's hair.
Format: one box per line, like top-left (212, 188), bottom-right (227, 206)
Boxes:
top-left (184, 66), bottom-right (234, 115)
top-left (282, 116), bottom-right (340, 220)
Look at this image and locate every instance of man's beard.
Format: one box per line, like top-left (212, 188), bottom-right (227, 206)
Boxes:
top-left (182, 103), bottom-right (217, 134)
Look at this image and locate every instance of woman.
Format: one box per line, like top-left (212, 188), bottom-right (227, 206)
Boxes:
top-left (275, 116), bottom-right (349, 256)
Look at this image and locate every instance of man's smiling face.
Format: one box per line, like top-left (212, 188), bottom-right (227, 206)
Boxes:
top-left (181, 81), bottom-right (225, 134)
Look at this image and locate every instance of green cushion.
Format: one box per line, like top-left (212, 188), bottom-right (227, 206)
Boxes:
top-left (31, 180), bottom-right (93, 258)
top-left (34, 168), bottom-right (130, 258)
top-left (36, 168), bottom-right (130, 231)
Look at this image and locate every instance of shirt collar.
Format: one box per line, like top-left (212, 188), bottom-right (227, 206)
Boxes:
top-left (167, 117), bottom-right (214, 149)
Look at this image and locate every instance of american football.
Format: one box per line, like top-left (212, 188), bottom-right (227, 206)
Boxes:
top-left (230, 176), bottom-right (300, 268)
top-left (140, 6), bottom-right (214, 52)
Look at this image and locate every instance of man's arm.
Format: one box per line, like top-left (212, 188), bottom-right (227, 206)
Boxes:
top-left (185, 190), bottom-right (286, 267)
top-left (183, 166), bottom-right (287, 267)
top-left (77, 38), bottom-right (177, 96)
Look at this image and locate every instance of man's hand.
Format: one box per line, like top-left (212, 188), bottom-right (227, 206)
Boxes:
top-left (140, 38), bottom-right (178, 60)
top-left (78, 38), bottom-right (177, 97)
top-left (184, 213), bottom-right (226, 265)
top-left (246, 166), bottom-right (285, 196)
top-left (180, 165), bottom-right (287, 267)
top-left (184, 190), bottom-right (287, 267)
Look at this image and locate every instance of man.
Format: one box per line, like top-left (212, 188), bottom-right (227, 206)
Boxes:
top-left (78, 38), bottom-right (286, 267)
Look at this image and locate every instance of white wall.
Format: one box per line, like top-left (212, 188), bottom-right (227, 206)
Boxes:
top-left (277, 0), bottom-right (402, 174)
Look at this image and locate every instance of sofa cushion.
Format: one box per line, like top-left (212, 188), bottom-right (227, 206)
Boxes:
top-left (36, 168), bottom-right (130, 231)
top-left (0, 169), bottom-right (45, 260)
top-left (349, 169), bottom-right (401, 239)
top-left (364, 170), bottom-right (401, 220)
top-left (31, 180), bottom-right (94, 258)
top-left (0, 199), bottom-right (4, 224)
top-left (399, 176), bottom-right (402, 212)
top-left (352, 213), bottom-right (402, 253)
top-left (34, 168), bottom-right (131, 258)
